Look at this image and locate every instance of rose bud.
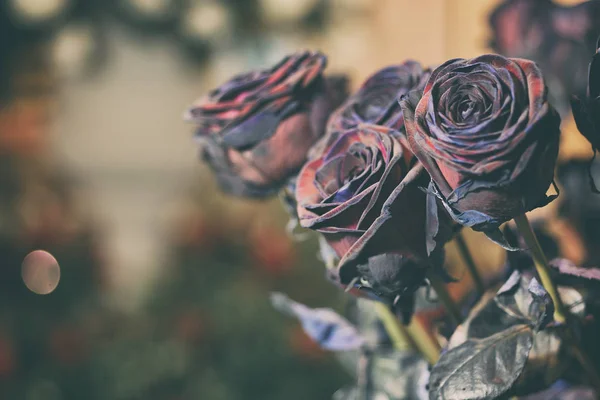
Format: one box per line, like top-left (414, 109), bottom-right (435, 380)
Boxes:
top-left (401, 55), bottom-right (561, 247)
top-left (571, 36), bottom-right (600, 193)
top-left (296, 124), bottom-right (446, 312)
top-left (327, 61), bottom-right (431, 137)
top-left (186, 51), bottom-right (349, 198)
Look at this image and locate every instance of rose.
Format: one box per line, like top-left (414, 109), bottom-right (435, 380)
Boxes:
top-left (400, 54), bottom-right (561, 245)
top-left (185, 51), bottom-right (349, 198)
top-left (490, 0), bottom-right (600, 112)
top-left (306, 61), bottom-right (430, 166)
top-left (488, 0), bottom-right (549, 59)
top-left (327, 61), bottom-right (431, 136)
top-left (571, 36), bottom-right (600, 192)
top-left (295, 124), bottom-right (437, 305)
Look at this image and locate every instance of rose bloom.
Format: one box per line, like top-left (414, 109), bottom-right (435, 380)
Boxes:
top-left (488, 0), bottom-right (548, 58)
top-left (296, 124), bottom-right (439, 306)
top-left (327, 61), bottom-right (431, 136)
top-left (401, 55), bottom-right (561, 241)
top-left (489, 0), bottom-right (600, 111)
top-left (185, 50), bottom-right (348, 198)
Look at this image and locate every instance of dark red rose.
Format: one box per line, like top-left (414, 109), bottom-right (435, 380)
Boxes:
top-left (542, 0), bottom-right (600, 111)
top-left (185, 51), bottom-right (349, 197)
top-left (401, 55), bottom-right (561, 245)
top-left (571, 36), bottom-right (600, 192)
top-left (327, 61), bottom-right (431, 136)
top-left (296, 124), bottom-right (439, 304)
top-left (489, 0), bottom-right (550, 58)
top-left (550, 2), bottom-right (600, 45)
top-left (490, 0), bottom-right (600, 112)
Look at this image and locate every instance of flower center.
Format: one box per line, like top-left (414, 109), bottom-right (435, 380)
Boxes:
top-left (333, 150), bottom-right (368, 202)
top-left (458, 100), bottom-right (477, 121)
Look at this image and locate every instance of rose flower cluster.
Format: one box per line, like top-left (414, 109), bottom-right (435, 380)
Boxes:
top-left (183, 40), bottom-right (600, 397)
top-left (186, 49), bottom-right (561, 316)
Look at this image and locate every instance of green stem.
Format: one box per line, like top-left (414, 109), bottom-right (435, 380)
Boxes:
top-left (514, 214), bottom-right (567, 323)
top-left (373, 302), bottom-right (440, 365)
top-left (427, 271), bottom-right (463, 326)
top-left (405, 316), bottom-right (441, 365)
top-left (514, 214), bottom-right (600, 391)
top-left (455, 232), bottom-right (485, 295)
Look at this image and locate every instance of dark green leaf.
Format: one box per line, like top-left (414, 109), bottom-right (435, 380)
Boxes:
top-left (452, 272), bottom-right (551, 345)
top-left (429, 324), bottom-right (534, 400)
top-left (495, 271), bottom-right (553, 329)
top-left (270, 292), bottom-right (367, 351)
top-left (442, 272), bottom-right (578, 398)
top-left (513, 326), bottom-right (568, 396)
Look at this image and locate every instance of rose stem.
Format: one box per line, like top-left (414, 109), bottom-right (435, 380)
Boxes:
top-left (514, 213), bottom-right (600, 390)
top-left (405, 316), bottom-right (441, 365)
top-left (513, 214), bottom-right (567, 323)
top-left (373, 302), bottom-right (440, 365)
top-left (372, 302), bottom-right (413, 349)
top-left (426, 271), bottom-right (463, 326)
top-left (455, 232), bottom-right (485, 295)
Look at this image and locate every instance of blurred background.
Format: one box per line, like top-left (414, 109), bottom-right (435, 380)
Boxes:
top-left (0, 0), bottom-right (598, 399)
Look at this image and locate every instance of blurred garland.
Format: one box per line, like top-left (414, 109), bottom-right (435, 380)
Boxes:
top-left (0, 0), bottom-right (335, 85)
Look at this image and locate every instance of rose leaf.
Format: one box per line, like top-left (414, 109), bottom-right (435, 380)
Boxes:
top-left (494, 271), bottom-right (554, 330)
top-left (270, 292), bottom-right (366, 351)
top-left (428, 324), bottom-right (534, 400)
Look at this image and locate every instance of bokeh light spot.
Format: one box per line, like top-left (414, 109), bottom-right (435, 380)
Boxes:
top-left (21, 250), bottom-right (60, 295)
top-left (10, 0), bottom-right (69, 24)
